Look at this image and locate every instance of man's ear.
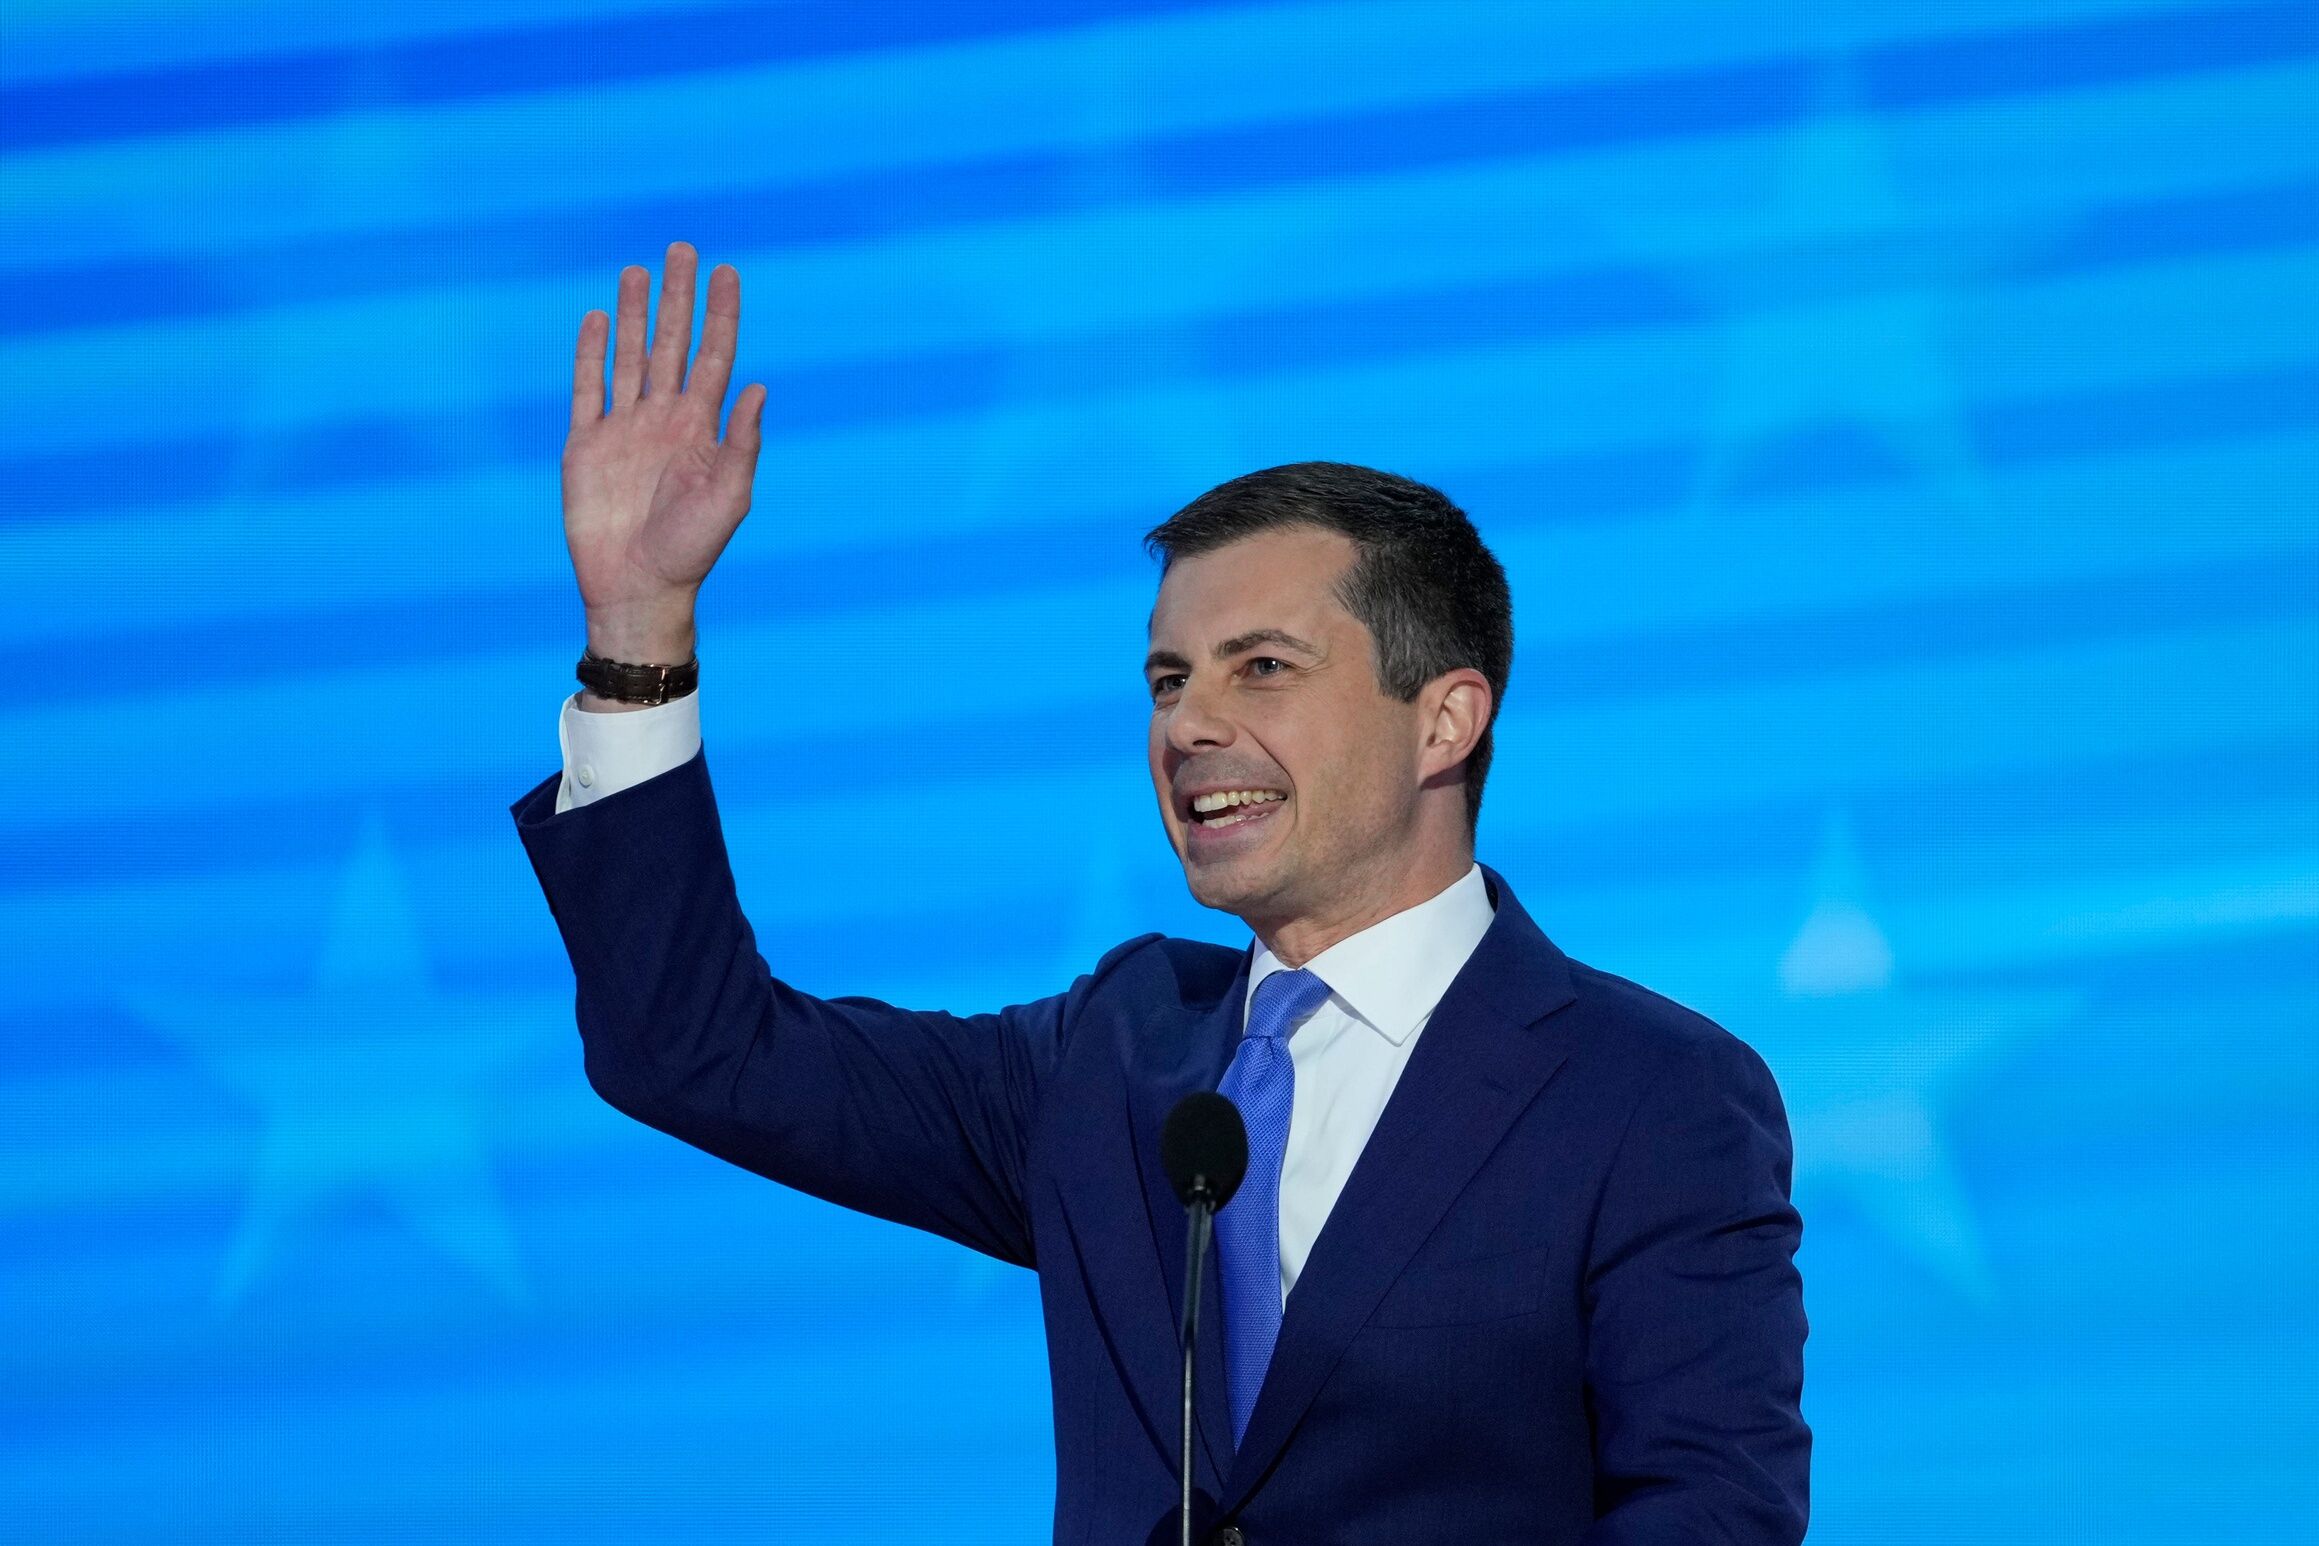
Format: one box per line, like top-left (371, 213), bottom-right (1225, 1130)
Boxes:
top-left (1417, 668), bottom-right (1492, 785)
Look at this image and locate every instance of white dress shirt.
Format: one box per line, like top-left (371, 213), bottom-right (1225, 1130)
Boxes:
top-left (1243, 864), bottom-right (1494, 1302)
top-left (553, 690), bottom-right (701, 815)
top-left (553, 692), bottom-right (1497, 1302)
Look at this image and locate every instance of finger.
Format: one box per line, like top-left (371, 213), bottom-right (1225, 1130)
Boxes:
top-left (713, 383), bottom-right (767, 507)
top-left (570, 310), bottom-right (608, 429)
top-left (687, 263), bottom-right (742, 418)
top-left (610, 266), bottom-right (648, 407)
top-left (644, 240), bottom-right (698, 398)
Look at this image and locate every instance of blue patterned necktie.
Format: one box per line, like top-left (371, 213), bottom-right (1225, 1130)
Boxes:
top-left (1214, 965), bottom-right (1332, 1449)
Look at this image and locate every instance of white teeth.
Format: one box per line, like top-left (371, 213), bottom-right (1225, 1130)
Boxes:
top-left (1190, 789), bottom-right (1285, 815)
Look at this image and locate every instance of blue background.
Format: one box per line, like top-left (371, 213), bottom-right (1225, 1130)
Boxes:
top-left (3, 1), bottom-right (2314, 1539)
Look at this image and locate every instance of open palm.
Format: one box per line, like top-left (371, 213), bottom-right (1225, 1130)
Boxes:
top-left (563, 242), bottom-right (766, 654)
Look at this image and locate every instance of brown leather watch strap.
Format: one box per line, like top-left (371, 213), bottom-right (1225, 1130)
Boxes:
top-left (575, 649), bottom-right (700, 705)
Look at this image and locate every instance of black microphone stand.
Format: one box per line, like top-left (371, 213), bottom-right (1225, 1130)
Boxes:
top-left (1162, 1091), bottom-right (1244, 1546)
top-left (1180, 1183), bottom-right (1216, 1546)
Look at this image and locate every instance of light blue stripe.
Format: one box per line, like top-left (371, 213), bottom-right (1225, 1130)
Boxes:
top-left (2, 0), bottom-right (677, 85)
top-left (8, 245), bottom-right (2313, 464)
top-left (7, 840), bottom-right (2309, 1216)
top-left (9, 1070), bottom-right (2309, 1409)
top-left (0, 618), bottom-right (2308, 950)
top-left (2, 432), bottom-right (2309, 656)
top-left (0, 0), bottom-right (1728, 250)
top-left (7, 13), bottom-right (2309, 272)
top-left (3, 1331), bottom-right (1059, 1541)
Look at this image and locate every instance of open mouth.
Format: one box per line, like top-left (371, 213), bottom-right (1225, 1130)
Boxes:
top-left (1185, 788), bottom-right (1287, 832)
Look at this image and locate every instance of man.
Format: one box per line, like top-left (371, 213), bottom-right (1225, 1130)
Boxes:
top-left (512, 244), bottom-right (1810, 1544)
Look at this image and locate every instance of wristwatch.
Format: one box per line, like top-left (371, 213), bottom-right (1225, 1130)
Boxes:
top-left (575, 649), bottom-right (699, 705)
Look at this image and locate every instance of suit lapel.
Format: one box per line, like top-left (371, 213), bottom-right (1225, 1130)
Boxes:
top-left (1220, 867), bottom-right (1580, 1511)
top-left (1124, 948), bottom-right (1250, 1491)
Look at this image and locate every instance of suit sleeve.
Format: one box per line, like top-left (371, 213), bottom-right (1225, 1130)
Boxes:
top-left (510, 743), bottom-right (1139, 1268)
top-left (1578, 1025), bottom-right (1812, 1544)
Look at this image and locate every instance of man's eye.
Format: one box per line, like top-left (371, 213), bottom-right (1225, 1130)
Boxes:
top-left (1247, 657), bottom-right (1287, 678)
top-left (1151, 674), bottom-right (1187, 698)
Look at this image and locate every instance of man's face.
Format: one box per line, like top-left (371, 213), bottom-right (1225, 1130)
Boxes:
top-left (1145, 525), bottom-right (1430, 925)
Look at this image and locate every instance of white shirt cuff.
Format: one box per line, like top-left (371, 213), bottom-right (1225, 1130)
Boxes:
top-left (554, 689), bottom-right (703, 814)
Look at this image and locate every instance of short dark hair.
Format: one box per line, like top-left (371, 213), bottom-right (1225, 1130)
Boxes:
top-left (1143, 461), bottom-right (1514, 836)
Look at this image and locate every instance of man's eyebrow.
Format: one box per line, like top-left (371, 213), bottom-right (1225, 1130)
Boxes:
top-left (1214, 628), bottom-right (1320, 659)
top-left (1143, 630), bottom-right (1320, 676)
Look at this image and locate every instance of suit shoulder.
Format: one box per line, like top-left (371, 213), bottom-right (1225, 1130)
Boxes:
top-left (1082, 931), bottom-right (1244, 1009)
top-left (1560, 956), bottom-right (1776, 1091)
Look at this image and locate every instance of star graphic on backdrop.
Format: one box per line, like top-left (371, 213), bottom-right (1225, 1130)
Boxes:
top-left (132, 813), bottom-right (561, 1310)
top-left (1730, 810), bottom-right (2078, 1304)
top-left (1682, 56), bottom-right (2006, 520)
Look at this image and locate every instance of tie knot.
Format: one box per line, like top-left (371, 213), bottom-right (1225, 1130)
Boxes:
top-left (1245, 966), bottom-right (1330, 1043)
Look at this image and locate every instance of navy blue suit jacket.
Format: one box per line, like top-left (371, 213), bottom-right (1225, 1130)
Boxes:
top-left (512, 747), bottom-right (1809, 1543)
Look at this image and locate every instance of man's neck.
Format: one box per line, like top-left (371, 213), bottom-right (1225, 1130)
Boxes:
top-left (1248, 849), bottom-right (1475, 968)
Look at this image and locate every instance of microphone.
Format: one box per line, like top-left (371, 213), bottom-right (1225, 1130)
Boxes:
top-left (1161, 1092), bottom-right (1247, 1546)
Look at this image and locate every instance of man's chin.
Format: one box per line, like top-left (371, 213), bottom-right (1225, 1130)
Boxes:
top-left (1177, 849), bottom-right (1287, 918)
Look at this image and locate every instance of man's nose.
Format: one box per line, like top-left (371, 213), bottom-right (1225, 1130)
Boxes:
top-left (1162, 679), bottom-right (1235, 755)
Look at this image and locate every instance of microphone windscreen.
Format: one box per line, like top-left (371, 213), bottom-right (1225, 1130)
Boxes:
top-left (1161, 1091), bottom-right (1248, 1210)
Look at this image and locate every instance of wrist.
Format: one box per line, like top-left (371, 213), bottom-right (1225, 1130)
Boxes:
top-left (584, 594), bottom-right (697, 664)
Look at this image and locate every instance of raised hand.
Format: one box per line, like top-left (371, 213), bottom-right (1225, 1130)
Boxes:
top-left (562, 241), bottom-right (767, 677)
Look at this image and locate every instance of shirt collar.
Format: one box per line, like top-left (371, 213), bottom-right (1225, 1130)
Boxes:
top-left (1244, 863), bottom-right (1497, 1046)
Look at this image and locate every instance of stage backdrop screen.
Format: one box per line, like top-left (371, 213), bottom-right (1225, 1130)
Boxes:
top-left (3, 1), bottom-right (2314, 1540)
